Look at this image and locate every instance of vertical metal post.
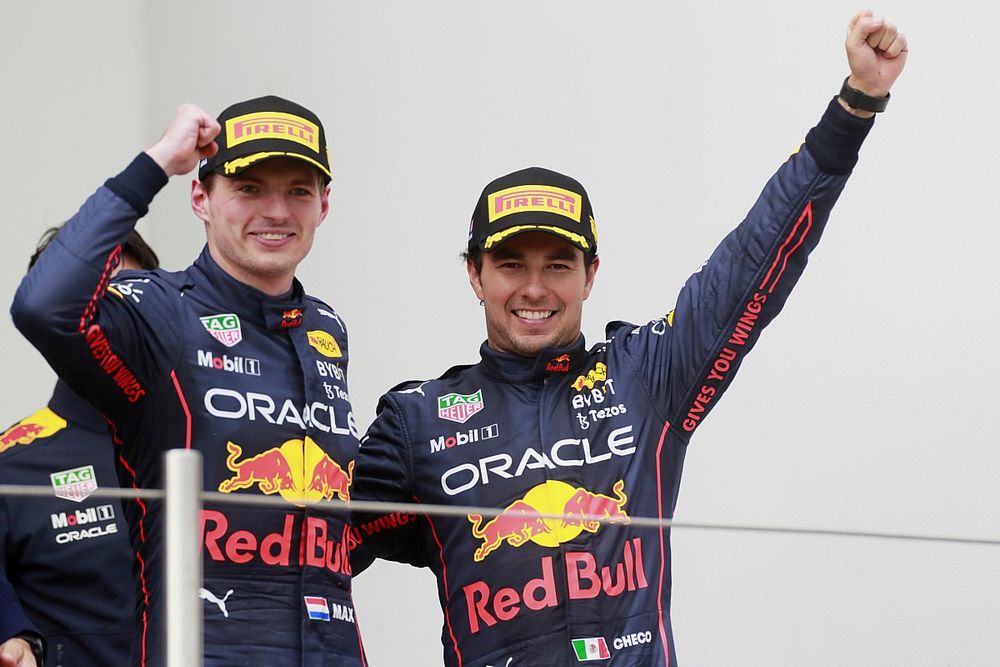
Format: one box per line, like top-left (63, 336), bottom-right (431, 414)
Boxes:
top-left (165, 449), bottom-right (203, 667)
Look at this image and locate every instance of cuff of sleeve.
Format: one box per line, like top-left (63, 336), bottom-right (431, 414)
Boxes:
top-left (15, 632), bottom-right (46, 664)
top-left (104, 152), bottom-right (170, 217)
top-left (804, 96), bottom-right (876, 175)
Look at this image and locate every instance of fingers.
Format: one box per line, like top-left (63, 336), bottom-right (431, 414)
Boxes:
top-left (847, 11), bottom-right (885, 50)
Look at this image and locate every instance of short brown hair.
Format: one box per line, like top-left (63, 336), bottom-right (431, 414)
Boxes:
top-left (29, 226), bottom-right (159, 271)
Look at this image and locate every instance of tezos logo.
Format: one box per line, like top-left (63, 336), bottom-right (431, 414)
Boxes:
top-left (200, 313), bottom-right (242, 347)
top-left (437, 390), bottom-right (484, 423)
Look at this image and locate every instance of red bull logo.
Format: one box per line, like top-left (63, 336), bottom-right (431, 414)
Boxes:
top-left (571, 362), bottom-right (607, 391)
top-left (281, 308), bottom-right (304, 329)
top-left (218, 436), bottom-right (353, 507)
top-left (545, 354), bottom-right (572, 373)
top-left (468, 480), bottom-right (629, 562)
top-left (0, 408), bottom-right (67, 453)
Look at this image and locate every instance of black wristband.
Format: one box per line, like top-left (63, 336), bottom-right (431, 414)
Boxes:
top-left (839, 76), bottom-right (890, 113)
top-left (14, 633), bottom-right (45, 664)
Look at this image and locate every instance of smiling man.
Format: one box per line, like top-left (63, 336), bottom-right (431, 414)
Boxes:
top-left (12, 97), bottom-right (365, 666)
top-left (351, 11), bottom-right (908, 667)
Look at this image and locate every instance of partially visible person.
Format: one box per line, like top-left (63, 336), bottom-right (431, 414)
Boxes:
top-left (0, 228), bottom-right (158, 667)
top-left (351, 11), bottom-right (907, 666)
top-left (0, 577), bottom-right (42, 667)
top-left (11, 96), bottom-right (364, 666)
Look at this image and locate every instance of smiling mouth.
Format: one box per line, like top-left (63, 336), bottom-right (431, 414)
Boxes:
top-left (514, 310), bottom-right (554, 320)
top-left (252, 232), bottom-right (292, 241)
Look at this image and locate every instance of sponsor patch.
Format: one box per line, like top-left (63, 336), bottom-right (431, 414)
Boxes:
top-left (200, 313), bottom-right (243, 348)
top-left (50, 464), bottom-right (98, 502)
top-left (197, 350), bottom-right (261, 376)
top-left (217, 437), bottom-right (353, 507)
top-left (0, 408), bottom-right (67, 453)
top-left (304, 596), bottom-right (331, 621)
top-left (437, 390), bottom-right (484, 424)
top-left (572, 637), bottom-right (611, 661)
top-left (572, 362), bottom-right (607, 391)
top-left (488, 185), bottom-right (582, 223)
top-left (227, 111), bottom-right (320, 152)
top-left (281, 308), bottom-right (304, 329)
top-left (307, 330), bottom-right (342, 358)
top-left (545, 353), bottom-right (571, 373)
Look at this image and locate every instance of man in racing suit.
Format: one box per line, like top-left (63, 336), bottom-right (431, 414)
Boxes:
top-left (12, 97), bottom-right (364, 666)
top-left (351, 12), bottom-right (907, 666)
top-left (0, 231), bottom-right (158, 667)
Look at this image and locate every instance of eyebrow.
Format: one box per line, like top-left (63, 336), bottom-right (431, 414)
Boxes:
top-left (491, 247), bottom-right (578, 262)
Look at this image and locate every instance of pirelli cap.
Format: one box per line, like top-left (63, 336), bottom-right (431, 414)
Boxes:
top-left (467, 167), bottom-right (598, 254)
top-left (198, 95), bottom-right (332, 183)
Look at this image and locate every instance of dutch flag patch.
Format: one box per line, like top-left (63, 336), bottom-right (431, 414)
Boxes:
top-left (304, 596), bottom-right (331, 622)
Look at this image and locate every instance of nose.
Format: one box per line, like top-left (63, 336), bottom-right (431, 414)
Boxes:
top-left (260, 191), bottom-right (291, 221)
top-left (519, 266), bottom-right (548, 301)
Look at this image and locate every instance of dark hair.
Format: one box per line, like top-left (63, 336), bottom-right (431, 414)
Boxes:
top-left (29, 226), bottom-right (160, 271)
top-left (461, 245), bottom-right (598, 274)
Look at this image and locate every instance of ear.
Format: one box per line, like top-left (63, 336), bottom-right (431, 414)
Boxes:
top-left (582, 257), bottom-right (600, 301)
top-left (317, 184), bottom-right (331, 227)
top-left (191, 179), bottom-right (210, 223)
top-left (467, 257), bottom-right (486, 302)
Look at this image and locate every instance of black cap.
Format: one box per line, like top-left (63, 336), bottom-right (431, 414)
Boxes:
top-left (467, 167), bottom-right (598, 254)
top-left (198, 95), bottom-right (332, 183)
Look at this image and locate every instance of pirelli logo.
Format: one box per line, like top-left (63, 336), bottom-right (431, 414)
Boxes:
top-left (226, 112), bottom-right (320, 152)
top-left (487, 185), bottom-right (582, 223)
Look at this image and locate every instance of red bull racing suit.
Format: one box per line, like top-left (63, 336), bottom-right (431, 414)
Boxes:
top-left (12, 154), bottom-right (364, 666)
top-left (0, 381), bottom-right (134, 666)
top-left (351, 99), bottom-right (874, 666)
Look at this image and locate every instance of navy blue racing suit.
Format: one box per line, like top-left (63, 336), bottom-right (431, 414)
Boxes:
top-left (12, 154), bottom-right (365, 666)
top-left (351, 99), bottom-right (874, 666)
top-left (0, 381), bottom-right (133, 666)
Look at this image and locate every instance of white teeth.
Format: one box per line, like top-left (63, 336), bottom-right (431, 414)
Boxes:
top-left (257, 233), bottom-right (289, 240)
top-left (515, 310), bottom-right (553, 320)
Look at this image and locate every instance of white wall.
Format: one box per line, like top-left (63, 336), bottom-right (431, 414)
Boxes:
top-left (1, 1), bottom-right (997, 665)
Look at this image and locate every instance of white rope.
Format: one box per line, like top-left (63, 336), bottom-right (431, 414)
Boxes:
top-left (5, 482), bottom-right (998, 547)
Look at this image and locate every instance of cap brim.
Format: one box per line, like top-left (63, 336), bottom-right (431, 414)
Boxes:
top-left (217, 151), bottom-right (332, 182)
top-left (481, 224), bottom-right (592, 252)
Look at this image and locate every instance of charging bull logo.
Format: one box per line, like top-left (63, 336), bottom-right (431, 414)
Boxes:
top-left (218, 436), bottom-right (353, 507)
top-left (468, 479), bottom-right (629, 562)
top-left (571, 362), bottom-right (607, 391)
top-left (0, 408), bottom-right (67, 454)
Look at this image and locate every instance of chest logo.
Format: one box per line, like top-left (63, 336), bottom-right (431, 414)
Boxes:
top-left (217, 437), bottom-right (353, 507)
top-left (50, 464), bottom-right (98, 502)
top-left (437, 390), bottom-right (484, 423)
top-left (200, 313), bottom-right (243, 348)
top-left (468, 479), bottom-right (629, 562)
top-left (307, 330), bottom-right (342, 358)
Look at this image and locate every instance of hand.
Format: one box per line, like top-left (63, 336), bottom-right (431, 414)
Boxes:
top-left (0, 638), bottom-right (37, 667)
top-left (845, 10), bottom-right (908, 98)
top-left (145, 103), bottom-right (221, 177)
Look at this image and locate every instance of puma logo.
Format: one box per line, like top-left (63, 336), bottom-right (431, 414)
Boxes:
top-left (199, 587), bottom-right (234, 618)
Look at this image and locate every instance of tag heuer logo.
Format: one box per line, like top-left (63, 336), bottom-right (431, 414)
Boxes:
top-left (50, 465), bottom-right (98, 502)
top-left (200, 313), bottom-right (243, 348)
top-left (437, 390), bottom-right (484, 423)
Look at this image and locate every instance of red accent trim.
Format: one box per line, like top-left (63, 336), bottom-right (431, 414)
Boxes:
top-left (654, 420), bottom-right (672, 666)
top-left (169, 370), bottom-right (192, 449)
top-left (78, 245), bottom-right (122, 333)
top-left (117, 447), bottom-right (151, 667)
top-left (415, 494), bottom-right (463, 667)
top-left (758, 202), bottom-right (814, 294)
